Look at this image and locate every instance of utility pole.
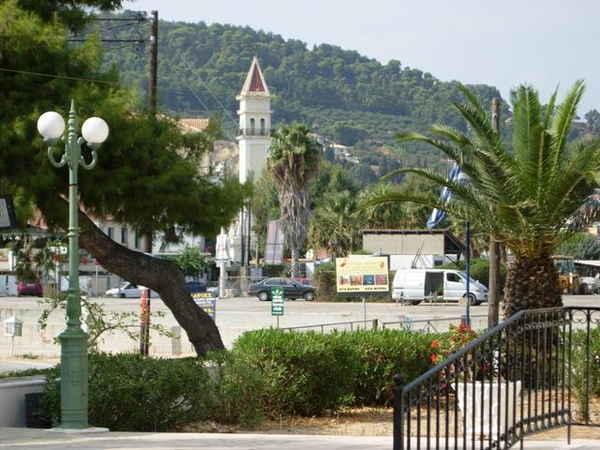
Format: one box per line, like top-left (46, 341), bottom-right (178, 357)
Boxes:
top-left (140, 10), bottom-right (158, 356)
top-left (488, 97), bottom-right (501, 328)
top-left (148, 10), bottom-right (158, 115)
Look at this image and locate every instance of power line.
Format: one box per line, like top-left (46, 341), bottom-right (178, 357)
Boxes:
top-left (0, 67), bottom-right (118, 85)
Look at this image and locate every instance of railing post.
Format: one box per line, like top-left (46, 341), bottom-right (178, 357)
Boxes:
top-left (393, 373), bottom-right (404, 450)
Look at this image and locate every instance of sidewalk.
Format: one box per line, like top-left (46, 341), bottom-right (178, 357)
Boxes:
top-left (0, 427), bottom-right (598, 450)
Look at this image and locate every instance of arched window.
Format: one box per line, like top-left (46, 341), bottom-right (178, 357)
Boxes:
top-left (260, 118), bottom-right (266, 135)
top-left (250, 118), bottom-right (255, 135)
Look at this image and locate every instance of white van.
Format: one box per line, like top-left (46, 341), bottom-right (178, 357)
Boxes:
top-left (392, 268), bottom-right (488, 305)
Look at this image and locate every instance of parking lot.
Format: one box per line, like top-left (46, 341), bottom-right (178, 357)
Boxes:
top-left (0, 293), bottom-right (595, 358)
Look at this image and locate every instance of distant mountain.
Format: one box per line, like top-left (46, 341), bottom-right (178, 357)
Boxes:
top-left (97, 11), bottom-right (505, 175)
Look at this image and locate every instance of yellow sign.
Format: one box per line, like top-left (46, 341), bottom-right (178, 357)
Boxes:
top-left (335, 256), bottom-right (389, 296)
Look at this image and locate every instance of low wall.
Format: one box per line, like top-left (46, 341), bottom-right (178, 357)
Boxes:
top-left (0, 376), bottom-right (46, 427)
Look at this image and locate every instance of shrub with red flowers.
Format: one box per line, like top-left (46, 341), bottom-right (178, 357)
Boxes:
top-left (430, 322), bottom-right (479, 363)
top-left (429, 322), bottom-right (484, 382)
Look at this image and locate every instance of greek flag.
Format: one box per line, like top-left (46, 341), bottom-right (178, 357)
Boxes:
top-left (427, 163), bottom-right (463, 229)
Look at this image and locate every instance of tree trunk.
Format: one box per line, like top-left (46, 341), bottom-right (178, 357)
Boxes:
top-left (503, 255), bottom-right (562, 317)
top-left (77, 210), bottom-right (224, 357)
top-left (488, 238), bottom-right (501, 328)
top-left (290, 247), bottom-right (300, 278)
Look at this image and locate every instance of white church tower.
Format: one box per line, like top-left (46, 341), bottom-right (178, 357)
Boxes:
top-left (236, 56), bottom-right (272, 183)
top-left (229, 57), bottom-right (272, 276)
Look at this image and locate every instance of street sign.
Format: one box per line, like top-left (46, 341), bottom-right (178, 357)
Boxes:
top-left (271, 287), bottom-right (284, 316)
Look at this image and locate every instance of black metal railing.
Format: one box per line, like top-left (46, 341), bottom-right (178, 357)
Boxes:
top-left (393, 307), bottom-right (600, 450)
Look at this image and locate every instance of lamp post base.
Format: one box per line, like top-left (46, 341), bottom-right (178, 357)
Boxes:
top-left (58, 328), bottom-right (89, 429)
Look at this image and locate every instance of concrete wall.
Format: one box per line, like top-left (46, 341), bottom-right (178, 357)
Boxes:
top-left (0, 376), bottom-right (45, 427)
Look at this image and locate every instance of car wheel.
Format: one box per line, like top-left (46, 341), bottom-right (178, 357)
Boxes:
top-left (120, 293), bottom-right (126, 298)
top-left (304, 292), bottom-right (315, 301)
top-left (467, 294), bottom-right (477, 306)
top-left (257, 291), bottom-right (269, 301)
top-left (401, 298), bottom-right (421, 306)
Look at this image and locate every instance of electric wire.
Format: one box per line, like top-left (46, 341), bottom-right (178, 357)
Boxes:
top-left (0, 67), bottom-right (119, 85)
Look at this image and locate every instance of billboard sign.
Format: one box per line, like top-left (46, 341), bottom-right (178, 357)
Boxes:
top-left (335, 255), bottom-right (390, 297)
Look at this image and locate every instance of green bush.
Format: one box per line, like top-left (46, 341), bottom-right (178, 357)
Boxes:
top-left (340, 329), bottom-right (436, 406)
top-left (231, 328), bottom-right (359, 417)
top-left (42, 353), bottom-right (212, 431)
top-left (202, 349), bottom-right (266, 426)
top-left (313, 263), bottom-right (338, 301)
top-left (570, 327), bottom-right (600, 420)
top-left (32, 329), bottom-right (443, 430)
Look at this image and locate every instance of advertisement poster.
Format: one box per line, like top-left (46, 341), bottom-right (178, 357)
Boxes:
top-left (192, 292), bottom-right (217, 320)
top-left (335, 255), bottom-right (389, 297)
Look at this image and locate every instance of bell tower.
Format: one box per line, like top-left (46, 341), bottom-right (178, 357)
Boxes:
top-left (236, 56), bottom-right (272, 183)
top-left (230, 57), bottom-right (272, 275)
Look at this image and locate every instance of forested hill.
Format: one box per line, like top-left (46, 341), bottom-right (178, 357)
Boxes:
top-left (98, 11), bottom-right (511, 171)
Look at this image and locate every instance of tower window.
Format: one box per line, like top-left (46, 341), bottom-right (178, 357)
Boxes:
top-left (250, 118), bottom-right (255, 135)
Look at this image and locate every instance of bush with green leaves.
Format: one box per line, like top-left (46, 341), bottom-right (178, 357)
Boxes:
top-left (34, 328), bottom-right (440, 430)
top-left (230, 328), bottom-right (360, 417)
top-left (341, 328), bottom-right (435, 406)
top-left (570, 326), bottom-right (600, 421)
top-left (201, 349), bottom-right (266, 426)
top-left (42, 353), bottom-right (212, 431)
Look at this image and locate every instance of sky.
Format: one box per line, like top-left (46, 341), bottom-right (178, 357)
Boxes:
top-left (127, 0), bottom-right (600, 115)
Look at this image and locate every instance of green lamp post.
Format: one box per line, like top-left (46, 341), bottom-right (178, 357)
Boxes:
top-left (37, 100), bottom-right (109, 429)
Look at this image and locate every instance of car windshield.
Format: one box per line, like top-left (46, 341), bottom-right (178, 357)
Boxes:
top-left (458, 272), bottom-right (477, 283)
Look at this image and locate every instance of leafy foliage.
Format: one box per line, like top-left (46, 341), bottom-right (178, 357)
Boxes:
top-left (177, 245), bottom-right (209, 278)
top-left (231, 328), bottom-right (358, 417)
top-left (42, 354), bottom-right (212, 431)
top-left (37, 295), bottom-right (174, 352)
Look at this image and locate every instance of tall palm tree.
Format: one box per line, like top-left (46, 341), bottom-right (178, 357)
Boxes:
top-left (364, 80), bottom-right (600, 317)
top-left (268, 123), bottom-right (321, 277)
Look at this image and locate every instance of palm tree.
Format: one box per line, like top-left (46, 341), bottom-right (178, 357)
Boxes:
top-left (364, 80), bottom-right (600, 317)
top-left (307, 190), bottom-right (364, 256)
top-left (268, 123), bottom-right (321, 277)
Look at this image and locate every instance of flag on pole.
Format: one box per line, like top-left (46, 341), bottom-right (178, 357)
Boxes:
top-left (427, 163), bottom-right (462, 229)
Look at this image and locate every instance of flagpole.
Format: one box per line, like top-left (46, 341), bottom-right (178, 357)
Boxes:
top-left (465, 221), bottom-right (471, 326)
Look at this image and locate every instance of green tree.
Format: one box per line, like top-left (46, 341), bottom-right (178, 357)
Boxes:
top-left (267, 123), bottom-right (321, 277)
top-left (307, 190), bottom-right (364, 256)
top-left (1, 0), bottom-right (246, 355)
top-left (555, 233), bottom-right (600, 260)
top-left (177, 245), bottom-right (210, 279)
top-left (364, 81), bottom-right (600, 316)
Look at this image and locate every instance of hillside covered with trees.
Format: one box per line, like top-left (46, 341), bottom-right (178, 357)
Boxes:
top-left (93, 10), bottom-right (600, 185)
top-left (92, 12), bottom-right (502, 170)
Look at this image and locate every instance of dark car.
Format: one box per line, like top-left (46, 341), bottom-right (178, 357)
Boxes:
top-left (17, 280), bottom-right (43, 297)
top-left (248, 277), bottom-right (316, 301)
top-left (186, 281), bottom-right (207, 293)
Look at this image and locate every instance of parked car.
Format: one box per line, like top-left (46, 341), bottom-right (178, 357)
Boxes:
top-left (248, 277), bottom-right (316, 301)
top-left (291, 277), bottom-right (314, 286)
top-left (186, 281), bottom-right (207, 293)
top-left (581, 276), bottom-right (600, 294)
top-left (17, 280), bottom-right (43, 297)
top-left (105, 282), bottom-right (159, 298)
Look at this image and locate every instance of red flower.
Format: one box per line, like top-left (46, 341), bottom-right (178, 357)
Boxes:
top-left (431, 339), bottom-right (441, 349)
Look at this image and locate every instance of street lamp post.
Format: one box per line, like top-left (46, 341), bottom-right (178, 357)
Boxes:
top-left (37, 100), bottom-right (109, 429)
